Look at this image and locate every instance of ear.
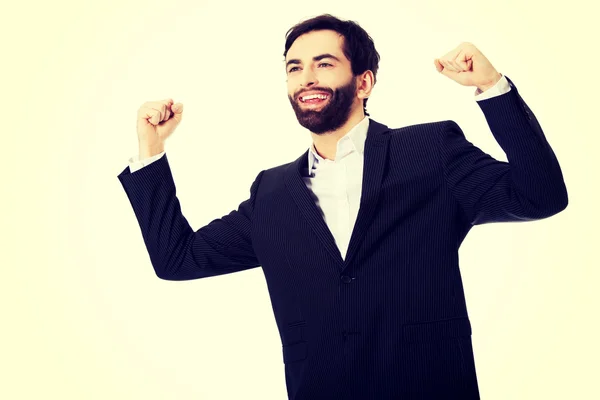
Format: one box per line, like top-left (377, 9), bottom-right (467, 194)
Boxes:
top-left (356, 70), bottom-right (375, 100)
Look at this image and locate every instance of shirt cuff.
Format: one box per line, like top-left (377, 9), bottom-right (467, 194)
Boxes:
top-left (128, 151), bottom-right (166, 173)
top-left (474, 74), bottom-right (511, 101)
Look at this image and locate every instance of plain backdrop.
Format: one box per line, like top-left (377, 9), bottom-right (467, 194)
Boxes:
top-left (2, 0), bottom-right (599, 398)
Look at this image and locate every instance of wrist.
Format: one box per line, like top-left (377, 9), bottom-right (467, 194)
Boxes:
top-left (477, 72), bottom-right (502, 93)
top-left (138, 141), bottom-right (165, 160)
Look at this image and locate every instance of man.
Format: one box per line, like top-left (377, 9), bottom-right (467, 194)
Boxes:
top-left (118, 14), bottom-right (567, 400)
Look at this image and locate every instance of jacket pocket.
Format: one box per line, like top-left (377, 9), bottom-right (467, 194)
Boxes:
top-left (403, 316), bottom-right (472, 343)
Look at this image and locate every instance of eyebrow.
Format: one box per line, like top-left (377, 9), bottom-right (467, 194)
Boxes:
top-left (285, 53), bottom-right (341, 69)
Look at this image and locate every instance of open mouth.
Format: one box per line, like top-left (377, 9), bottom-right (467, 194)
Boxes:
top-left (299, 93), bottom-right (330, 106)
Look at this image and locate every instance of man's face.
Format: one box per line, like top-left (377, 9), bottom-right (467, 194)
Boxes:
top-left (285, 30), bottom-right (359, 134)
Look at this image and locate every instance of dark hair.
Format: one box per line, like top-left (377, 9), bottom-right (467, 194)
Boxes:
top-left (283, 14), bottom-right (380, 116)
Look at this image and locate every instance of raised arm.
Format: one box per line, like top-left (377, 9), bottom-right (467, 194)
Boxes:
top-left (118, 98), bottom-right (264, 280)
top-left (438, 80), bottom-right (568, 225)
top-left (118, 154), bottom-right (264, 280)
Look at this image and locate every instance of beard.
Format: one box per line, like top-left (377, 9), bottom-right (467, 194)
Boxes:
top-left (288, 77), bottom-right (357, 134)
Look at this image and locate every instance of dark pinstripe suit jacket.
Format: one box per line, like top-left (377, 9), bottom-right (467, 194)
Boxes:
top-left (118, 75), bottom-right (567, 399)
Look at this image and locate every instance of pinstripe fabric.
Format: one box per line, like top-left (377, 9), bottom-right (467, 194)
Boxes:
top-left (118, 75), bottom-right (567, 399)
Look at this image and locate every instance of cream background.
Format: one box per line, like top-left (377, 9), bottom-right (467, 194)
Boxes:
top-left (3, 0), bottom-right (598, 398)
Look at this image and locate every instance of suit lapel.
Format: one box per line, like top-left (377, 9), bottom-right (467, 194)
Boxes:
top-left (284, 118), bottom-right (391, 271)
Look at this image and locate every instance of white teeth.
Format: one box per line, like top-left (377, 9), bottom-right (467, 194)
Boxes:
top-left (301, 94), bottom-right (328, 101)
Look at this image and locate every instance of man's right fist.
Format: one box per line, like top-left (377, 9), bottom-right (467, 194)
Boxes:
top-left (136, 98), bottom-right (184, 158)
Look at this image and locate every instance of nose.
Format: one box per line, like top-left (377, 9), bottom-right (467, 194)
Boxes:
top-left (299, 67), bottom-right (318, 88)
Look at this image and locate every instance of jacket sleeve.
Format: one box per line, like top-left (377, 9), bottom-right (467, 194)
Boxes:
top-left (438, 76), bottom-right (568, 225)
top-left (117, 153), bottom-right (264, 280)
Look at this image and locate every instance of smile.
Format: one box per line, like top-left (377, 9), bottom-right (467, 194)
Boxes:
top-left (299, 94), bottom-right (330, 106)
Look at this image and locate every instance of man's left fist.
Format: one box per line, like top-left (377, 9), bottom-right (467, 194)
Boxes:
top-left (434, 42), bottom-right (502, 92)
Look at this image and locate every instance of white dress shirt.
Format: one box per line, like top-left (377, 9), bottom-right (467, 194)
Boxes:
top-left (128, 76), bottom-right (511, 260)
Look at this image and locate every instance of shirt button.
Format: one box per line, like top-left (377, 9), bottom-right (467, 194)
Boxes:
top-left (340, 275), bottom-right (353, 284)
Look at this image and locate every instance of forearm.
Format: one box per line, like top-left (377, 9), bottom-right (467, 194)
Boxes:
top-left (478, 78), bottom-right (568, 215)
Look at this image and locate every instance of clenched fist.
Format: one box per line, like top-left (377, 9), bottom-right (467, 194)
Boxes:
top-left (136, 98), bottom-right (184, 159)
top-left (433, 42), bottom-right (502, 92)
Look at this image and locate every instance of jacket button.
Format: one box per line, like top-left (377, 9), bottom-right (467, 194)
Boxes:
top-left (340, 275), bottom-right (353, 284)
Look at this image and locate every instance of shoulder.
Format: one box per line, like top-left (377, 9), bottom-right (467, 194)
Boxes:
top-left (382, 120), bottom-right (462, 145)
top-left (386, 119), bottom-right (459, 136)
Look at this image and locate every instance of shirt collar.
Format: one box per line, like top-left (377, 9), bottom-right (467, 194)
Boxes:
top-left (308, 116), bottom-right (370, 172)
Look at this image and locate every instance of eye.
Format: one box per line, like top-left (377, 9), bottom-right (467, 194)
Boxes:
top-left (288, 62), bottom-right (333, 74)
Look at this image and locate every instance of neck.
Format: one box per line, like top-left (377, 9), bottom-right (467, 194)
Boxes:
top-left (311, 107), bottom-right (365, 161)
